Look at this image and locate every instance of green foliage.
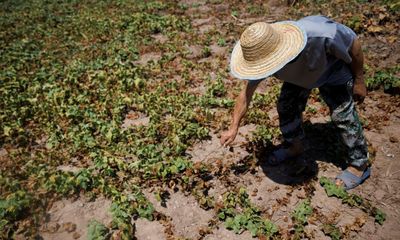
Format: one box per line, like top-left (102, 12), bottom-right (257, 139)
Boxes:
top-left (291, 199), bottom-right (313, 239)
top-left (218, 188), bottom-right (278, 238)
top-left (365, 66), bottom-right (399, 93)
top-left (383, 0), bottom-right (400, 12)
top-left (0, 191), bottom-right (32, 222)
top-left (200, 75), bottom-right (234, 108)
top-left (0, 189), bottom-right (33, 238)
top-left (322, 224), bottom-right (342, 240)
top-left (87, 220), bottom-right (109, 240)
top-left (319, 177), bottom-right (347, 199)
top-left (0, 0), bottom-right (391, 238)
top-left (0, 0), bottom-right (202, 237)
top-left (292, 199), bottom-right (313, 225)
top-left (320, 177), bottom-right (386, 225)
top-left (217, 38), bottom-right (226, 47)
top-left (231, 10), bottom-right (239, 17)
top-left (374, 208), bottom-right (386, 225)
top-left (250, 125), bottom-right (279, 147)
top-left (202, 46), bottom-right (212, 58)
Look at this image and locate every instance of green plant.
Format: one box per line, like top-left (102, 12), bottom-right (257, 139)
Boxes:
top-left (87, 220), bottom-right (109, 240)
top-left (231, 10), bottom-right (239, 17)
top-left (320, 177), bottom-right (386, 224)
top-left (217, 188), bottom-right (279, 238)
top-left (250, 125), bottom-right (279, 147)
top-left (217, 38), bottom-right (226, 47)
top-left (365, 66), bottom-right (400, 93)
top-left (322, 224), bottom-right (342, 240)
top-left (202, 46), bottom-right (212, 58)
top-left (290, 199), bottom-right (313, 239)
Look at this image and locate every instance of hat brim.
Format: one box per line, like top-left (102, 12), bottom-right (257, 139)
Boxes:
top-left (230, 21), bottom-right (307, 80)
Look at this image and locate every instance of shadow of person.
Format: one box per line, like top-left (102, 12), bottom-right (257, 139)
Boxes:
top-left (252, 120), bottom-right (348, 186)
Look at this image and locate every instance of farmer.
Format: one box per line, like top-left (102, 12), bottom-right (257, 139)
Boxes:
top-left (220, 15), bottom-right (370, 190)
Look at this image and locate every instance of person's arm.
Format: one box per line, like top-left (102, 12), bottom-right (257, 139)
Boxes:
top-left (349, 38), bottom-right (367, 103)
top-left (220, 80), bottom-right (260, 146)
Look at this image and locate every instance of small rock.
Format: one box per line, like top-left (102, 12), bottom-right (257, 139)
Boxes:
top-left (72, 232), bottom-right (81, 239)
top-left (283, 216), bottom-right (289, 222)
top-left (46, 222), bottom-right (60, 233)
top-left (0, 148), bottom-right (8, 157)
top-left (214, 4), bottom-right (229, 12)
top-left (251, 188), bottom-right (258, 196)
top-left (62, 222), bottom-right (77, 233)
top-left (389, 136), bottom-right (398, 143)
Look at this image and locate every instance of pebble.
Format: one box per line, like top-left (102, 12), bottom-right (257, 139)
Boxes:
top-left (62, 222), bottom-right (77, 233)
top-left (73, 232), bottom-right (81, 239)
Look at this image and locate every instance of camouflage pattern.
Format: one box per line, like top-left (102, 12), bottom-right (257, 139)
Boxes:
top-left (277, 80), bottom-right (368, 168)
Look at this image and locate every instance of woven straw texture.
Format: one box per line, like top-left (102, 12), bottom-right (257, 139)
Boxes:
top-left (230, 21), bottom-right (306, 80)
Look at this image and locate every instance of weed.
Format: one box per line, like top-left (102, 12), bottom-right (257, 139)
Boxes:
top-left (320, 177), bottom-right (386, 225)
top-left (87, 220), bottom-right (110, 240)
top-left (365, 66), bottom-right (399, 93)
top-left (322, 224), bottom-right (342, 240)
top-left (218, 188), bottom-right (279, 238)
top-left (217, 38), bottom-right (226, 47)
top-left (291, 199), bottom-right (313, 239)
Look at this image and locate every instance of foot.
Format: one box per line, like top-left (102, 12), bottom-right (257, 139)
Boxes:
top-left (268, 139), bottom-right (304, 165)
top-left (335, 164), bottom-right (369, 189)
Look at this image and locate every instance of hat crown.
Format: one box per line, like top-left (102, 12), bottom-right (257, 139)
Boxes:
top-left (240, 22), bottom-right (281, 62)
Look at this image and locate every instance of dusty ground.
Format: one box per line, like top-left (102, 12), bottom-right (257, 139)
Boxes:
top-left (38, 1), bottom-right (399, 239)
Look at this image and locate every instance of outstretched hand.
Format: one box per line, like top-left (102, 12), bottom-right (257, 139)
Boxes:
top-left (220, 128), bottom-right (238, 147)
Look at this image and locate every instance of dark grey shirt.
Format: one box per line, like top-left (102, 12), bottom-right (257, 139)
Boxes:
top-left (274, 15), bottom-right (357, 89)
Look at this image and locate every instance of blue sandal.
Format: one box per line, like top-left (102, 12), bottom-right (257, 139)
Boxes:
top-left (335, 167), bottom-right (371, 190)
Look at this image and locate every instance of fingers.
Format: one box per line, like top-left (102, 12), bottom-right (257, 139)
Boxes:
top-left (220, 134), bottom-right (234, 147)
top-left (220, 137), bottom-right (227, 146)
top-left (223, 137), bottom-right (234, 147)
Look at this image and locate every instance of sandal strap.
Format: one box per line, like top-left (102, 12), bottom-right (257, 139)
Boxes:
top-left (336, 167), bottom-right (371, 190)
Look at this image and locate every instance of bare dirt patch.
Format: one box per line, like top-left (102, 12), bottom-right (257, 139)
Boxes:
top-left (187, 124), bottom-right (256, 164)
top-left (204, 224), bottom-right (253, 240)
top-left (143, 189), bottom-right (214, 239)
top-left (134, 52), bottom-right (162, 66)
top-left (39, 197), bottom-right (112, 240)
top-left (122, 111), bottom-right (150, 129)
top-left (134, 218), bottom-right (166, 240)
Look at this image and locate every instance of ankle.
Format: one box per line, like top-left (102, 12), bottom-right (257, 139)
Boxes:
top-left (350, 164), bottom-right (367, 172)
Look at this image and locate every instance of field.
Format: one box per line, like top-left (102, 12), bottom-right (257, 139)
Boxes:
top-left (1, 0), bottom-right (399, 239)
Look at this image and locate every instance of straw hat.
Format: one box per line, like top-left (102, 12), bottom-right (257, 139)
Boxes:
top-left (230, 21), bottom-right (307, 80)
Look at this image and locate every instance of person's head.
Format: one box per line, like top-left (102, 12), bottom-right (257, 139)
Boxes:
top-left (230, 21), bottom-right (307, 81)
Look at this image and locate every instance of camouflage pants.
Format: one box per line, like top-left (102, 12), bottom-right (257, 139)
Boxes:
top-left (277, 80), bottom-right (368, 168)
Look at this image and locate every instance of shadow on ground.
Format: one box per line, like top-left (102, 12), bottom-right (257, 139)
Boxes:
top-left (255, 120), bottom-right (350, 185)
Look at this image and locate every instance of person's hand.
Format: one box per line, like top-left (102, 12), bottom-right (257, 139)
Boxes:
top-left (353, 79), bottom-right (367, 104)
top-left (220, 127), bottom-right (238, 147)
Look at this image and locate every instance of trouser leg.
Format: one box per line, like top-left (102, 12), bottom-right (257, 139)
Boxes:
top-left (277, 82), bottom-right (311, 143)
top-left (319, 80), bottom-right (369, 168)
